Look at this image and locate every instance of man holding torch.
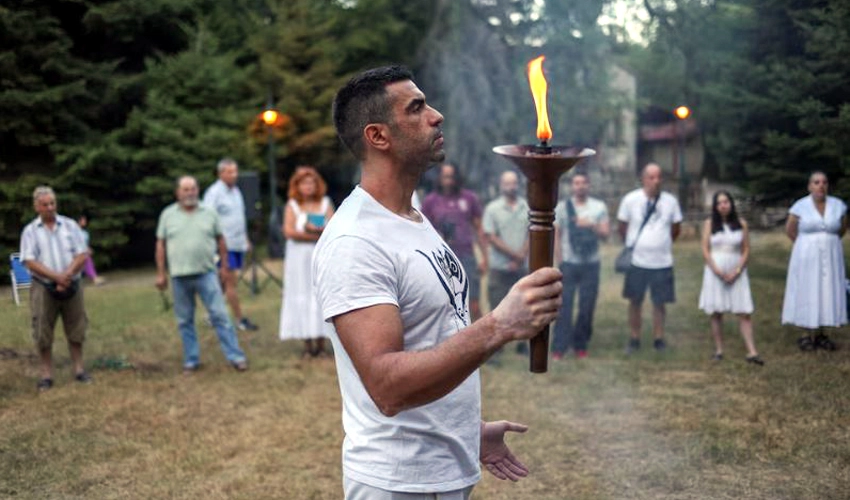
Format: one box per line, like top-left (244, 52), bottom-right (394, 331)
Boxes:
top-left (314, 66), bottom-right (563, 498)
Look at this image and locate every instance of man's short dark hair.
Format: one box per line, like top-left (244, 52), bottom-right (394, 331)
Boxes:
top-left (571, 169), bottom-right (590, 182)
top-left (332, 65), bottom-right (414, 160)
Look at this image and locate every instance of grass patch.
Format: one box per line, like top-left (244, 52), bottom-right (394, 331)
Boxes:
top-left (1, 232), bottom-right (849, 499)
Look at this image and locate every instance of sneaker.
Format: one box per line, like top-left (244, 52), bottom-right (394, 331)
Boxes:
top-left (93, 276), bottom-right (106, 286)
top-left (74, 371), bottom-right (93, 384)
top-left (745, 355), bottom-right (765, 366)
top-left (712, 352), bottom-right (724, 361)
top-left (625, 338), bottom-right (640, 354)
top-left (576, 350), bottom-right (588, 359)
top-left (231, 360), bottom-right (249, 372)
top-left (182, 364), bottom-right (201, 376)
top-left (237, 318), bottom-right (259, 331)
top-left (653, 338), bottom-right (667, 351)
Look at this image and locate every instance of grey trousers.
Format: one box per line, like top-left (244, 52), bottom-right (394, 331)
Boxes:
top-left (343, 475), bottom-right (474, 500)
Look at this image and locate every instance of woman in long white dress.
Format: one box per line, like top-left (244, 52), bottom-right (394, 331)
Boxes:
top-left (699, 191), bottom-right (763, 365)
top-left (280, 166), bottom-right (335, 358)
top-left (782, 171), bottom-right (848, 351)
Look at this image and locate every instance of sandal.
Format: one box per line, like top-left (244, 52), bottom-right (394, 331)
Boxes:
top-left (814, 334), bottom-right (837, 351)
top-left (745, 355), bottom-right (765, 366)
top-left (37, 378), bottom-right (53, 392)
top-left (797, 336), bottom-right (815, 352)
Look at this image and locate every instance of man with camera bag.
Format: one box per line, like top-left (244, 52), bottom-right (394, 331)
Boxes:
top-left (617, 163), bottom-right (682, 354)
top-left (20, 186), bottom-right (91, 392)
top-left (552, 171), bottom-right (610, 360)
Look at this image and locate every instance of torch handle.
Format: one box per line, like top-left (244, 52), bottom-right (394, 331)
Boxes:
top-left (527, 209), bottom-right (556, 373)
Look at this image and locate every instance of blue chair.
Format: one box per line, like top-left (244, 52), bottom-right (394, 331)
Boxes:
top-left (10, 253), bottom-right (32, 306)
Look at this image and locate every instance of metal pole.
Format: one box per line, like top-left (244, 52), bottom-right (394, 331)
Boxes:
top-left (678, 120), bottom-right (687, 209)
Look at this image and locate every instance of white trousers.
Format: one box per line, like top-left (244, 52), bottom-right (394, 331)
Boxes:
top-left (343, 475), bottom-right (474, 500)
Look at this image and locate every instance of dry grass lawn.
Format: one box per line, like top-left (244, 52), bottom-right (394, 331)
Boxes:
top-left (1, 232), bottom-right (849, 499)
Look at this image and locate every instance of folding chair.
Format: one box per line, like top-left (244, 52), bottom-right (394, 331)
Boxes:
top-left (9, 253), bottom-right (32, 306)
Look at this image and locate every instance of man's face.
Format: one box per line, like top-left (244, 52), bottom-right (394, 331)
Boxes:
top-left (500, 172), bottom-right (519, 198)
top-left (571, 175), bottom-right (589, 199)
top-left (220, 163), bottom-right (238, 187)
top-left (385, 80), bottom-right (445, 168)
top-left (176, 179), bottom-right (199, 208)
top-left (34, 194), bottom-right (57, 221)
top-left (642, 165), bottom-right (662, 196)
top-left (438, 165), bottom-right (457, 192)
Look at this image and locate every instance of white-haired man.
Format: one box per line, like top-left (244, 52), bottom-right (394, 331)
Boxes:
top-left (203, 158), bottom-right (259, 331)
top-left (20, 186), bottom-right (91, 392)
top-left (156, 176), bottom-right (249, 373)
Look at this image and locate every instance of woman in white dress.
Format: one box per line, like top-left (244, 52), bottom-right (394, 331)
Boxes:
top-left (699, 191), bottom-right (763, 365)
top-left (782, 171), bottom-right (847, 351)
top-left (280, 166), bottom-right (335, 358)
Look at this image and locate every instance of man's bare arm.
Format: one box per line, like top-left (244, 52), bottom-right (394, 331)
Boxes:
top-left (333, 268), bottom-right (562, 417)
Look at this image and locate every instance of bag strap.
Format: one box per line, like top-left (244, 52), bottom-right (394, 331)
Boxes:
top-left (631, 196), bottom-right (658, 247)
top-left (566, 199), bottom-right (577, 229)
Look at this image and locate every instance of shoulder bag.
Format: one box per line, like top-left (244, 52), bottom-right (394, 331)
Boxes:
top-left (615, 197), bottom-right (658, 274)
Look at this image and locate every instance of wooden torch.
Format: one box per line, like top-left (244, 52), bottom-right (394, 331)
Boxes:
top-left (493, 55), bottom-right (595, 373)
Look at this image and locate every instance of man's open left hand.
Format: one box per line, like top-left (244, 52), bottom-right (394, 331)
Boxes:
top-left (480, 420), bottom-right (529, 482)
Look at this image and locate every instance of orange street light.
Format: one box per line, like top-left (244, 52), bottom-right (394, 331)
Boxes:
top-left (262, 109), bottom-right (279, 126)
top-left (674, 105), bottom-right (691, 120)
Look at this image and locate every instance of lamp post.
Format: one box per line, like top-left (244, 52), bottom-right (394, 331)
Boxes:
top-left (674, 105), bottom-right (690, 209)
top-left (261, 107), bottom-right (280, 221)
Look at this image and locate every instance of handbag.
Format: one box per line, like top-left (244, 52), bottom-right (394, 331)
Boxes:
top-left (615, 197), bottom-right (658, 274)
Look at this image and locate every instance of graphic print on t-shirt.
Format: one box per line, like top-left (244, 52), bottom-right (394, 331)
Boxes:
top-left (416, 245), bottom-right (470, 324)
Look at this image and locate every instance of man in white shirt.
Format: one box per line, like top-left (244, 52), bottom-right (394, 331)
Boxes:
top-left (202, 159), bottom-right (258, 332)
top-left (553, 171), bottom-right (610, 360)
top-left (20, 186), bottom-right (91, 391)
top-left (617, 163), bottom-right (682, 353)
top-left (314, 65), bottom-right (563, 499)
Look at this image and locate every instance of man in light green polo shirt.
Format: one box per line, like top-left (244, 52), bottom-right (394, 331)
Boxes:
top-left (483, 170), bottom-right (529, 355)
top-left (155, 176), bottom-right (248, 374)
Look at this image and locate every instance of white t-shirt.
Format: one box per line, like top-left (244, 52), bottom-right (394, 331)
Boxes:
top-left (555, 196), bottom-right (609, 264)
top-left (617, 189), bottom-right (683, 269)
top-left (313, 186), bottom-right (481, 493)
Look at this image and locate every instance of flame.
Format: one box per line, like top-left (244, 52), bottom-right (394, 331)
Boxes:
top-left (527, 55), bottom-right (552, 143)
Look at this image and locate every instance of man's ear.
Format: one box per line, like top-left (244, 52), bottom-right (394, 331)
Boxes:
top-left (363, 123), bottom-right (391, 152)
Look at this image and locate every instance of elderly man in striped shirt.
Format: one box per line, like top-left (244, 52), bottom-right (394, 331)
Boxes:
top-left (20, 186), bottom-right (91, 392)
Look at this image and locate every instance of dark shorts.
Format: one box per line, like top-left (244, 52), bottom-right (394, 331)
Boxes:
top-left (458, 254), bottom-right (481, 301)
top-left (217, 251), bottom-right (245, 270)
top-left (623, 266), bottom-right (675, 305)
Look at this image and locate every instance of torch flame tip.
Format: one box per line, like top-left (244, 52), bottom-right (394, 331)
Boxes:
top-left (527, 56), bottom-right (552, 143)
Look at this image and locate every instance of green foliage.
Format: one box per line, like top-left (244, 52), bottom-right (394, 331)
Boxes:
top-left (629, 0), bottom-right (850, 202)
top-left (0, 0), bottom-right (625, 279)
